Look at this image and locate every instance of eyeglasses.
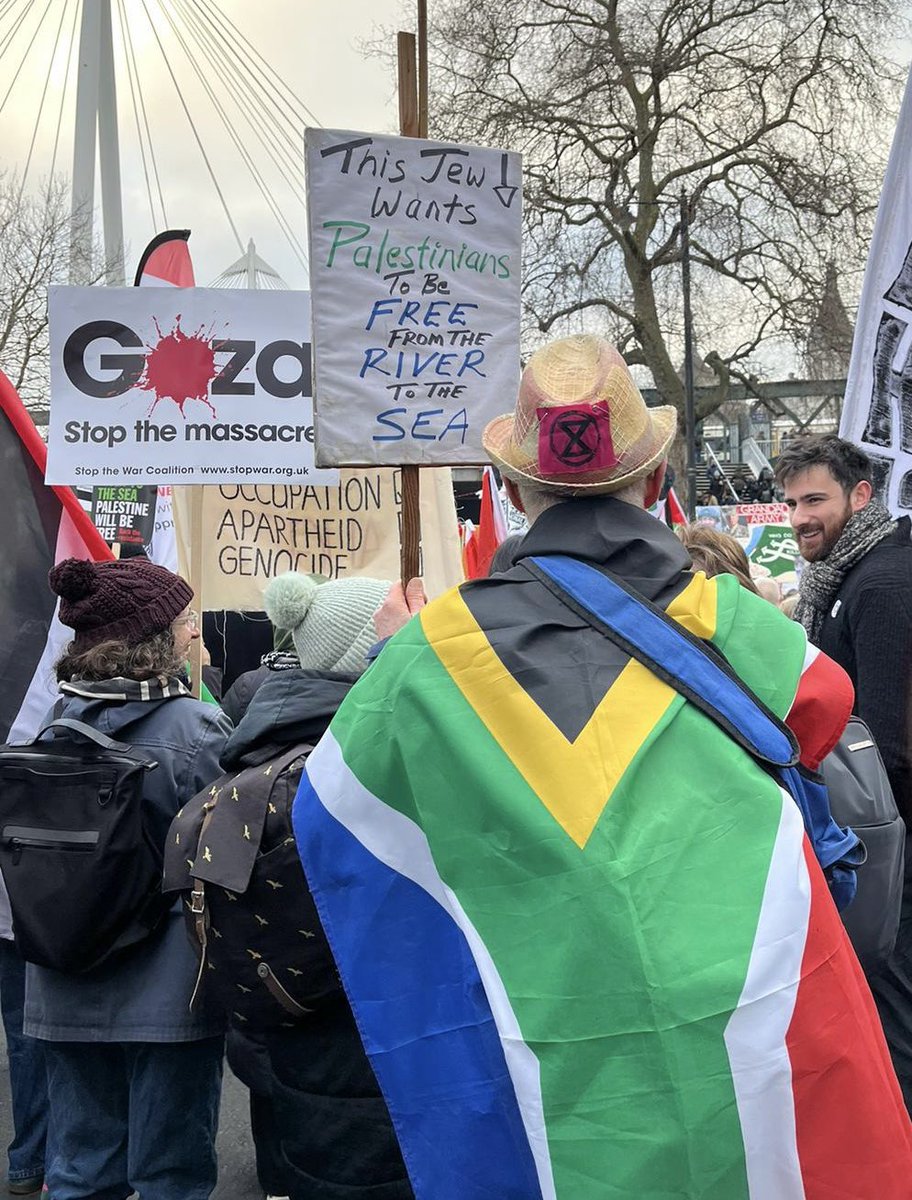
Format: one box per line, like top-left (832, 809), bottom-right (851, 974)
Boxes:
top-left (172, 608), bottom-right (200, 630)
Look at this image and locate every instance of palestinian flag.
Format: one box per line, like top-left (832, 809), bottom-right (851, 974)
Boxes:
top-left (295, 569), bottom-right (912, 1199)
top-left (0, 370), bottom-right (111, 742)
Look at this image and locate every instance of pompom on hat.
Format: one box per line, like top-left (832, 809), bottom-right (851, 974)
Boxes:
top-left (49, 557), bottom-right (193, 651)
top-left (264, 572), bottom-right (392, 676)
top-left (482, 334), bottom-right (677, 494)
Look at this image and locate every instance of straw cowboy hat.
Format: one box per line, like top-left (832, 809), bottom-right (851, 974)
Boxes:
top-left (482, 334), bottom-right (677, 495)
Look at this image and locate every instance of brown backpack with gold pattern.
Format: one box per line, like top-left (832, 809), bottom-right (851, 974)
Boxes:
top-left (163, 742), bottom-right (338, 1027)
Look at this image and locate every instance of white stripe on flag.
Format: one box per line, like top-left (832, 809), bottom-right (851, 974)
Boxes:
top-left (724, 786), bottom-right (810, 1200)
top-left (307, 730), bottom-right (557, 1200)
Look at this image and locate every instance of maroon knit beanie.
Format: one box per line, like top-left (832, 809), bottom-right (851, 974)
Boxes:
top-left (49, 558), bottom-right (194, 651)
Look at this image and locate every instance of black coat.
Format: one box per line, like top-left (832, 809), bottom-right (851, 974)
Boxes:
top-left (223, 670), bottom-right (414, 1200)
top-left (815, 516), bottom-right (912, 821)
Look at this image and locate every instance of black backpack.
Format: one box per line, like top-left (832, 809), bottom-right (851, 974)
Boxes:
top-left (0, 718), bottom-right (168, 973)
top-left (822, 717), bottom-right (906, 972)
top-left (162, 743), bottom-right (339, 1027)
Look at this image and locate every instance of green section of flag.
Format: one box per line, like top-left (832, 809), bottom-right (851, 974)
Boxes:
top-left (331, 576), bottom-right (807, 1198)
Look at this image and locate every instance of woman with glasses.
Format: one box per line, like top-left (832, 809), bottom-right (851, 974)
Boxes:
top-left (23, 557), bottom-right (231, 1200)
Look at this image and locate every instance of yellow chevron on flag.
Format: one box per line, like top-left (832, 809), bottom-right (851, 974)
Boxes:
top-left (421, 573), bottom-right (719, 847)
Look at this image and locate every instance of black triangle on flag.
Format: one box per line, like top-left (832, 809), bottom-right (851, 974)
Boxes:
top-left (0, 369), bottom-right (111, 742)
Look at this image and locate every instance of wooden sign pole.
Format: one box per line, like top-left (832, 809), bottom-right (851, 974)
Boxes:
top-left (187, 484), bottom-right (204, 699)
top-left (397, 21), bottom-right (426, 585)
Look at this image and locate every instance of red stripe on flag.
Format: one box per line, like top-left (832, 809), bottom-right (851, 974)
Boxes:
top-left (787, 840), bottom-right (912, 1197)
top-left (785, 647), bottom-right (853, 770)
top-left (666, 486), bottom-right (687, 525)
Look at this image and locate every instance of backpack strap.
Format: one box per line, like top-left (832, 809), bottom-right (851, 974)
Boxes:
top-left (32, 719), bottom-right (158, 769)
top-left (525, 554), bottom-right (799, 770)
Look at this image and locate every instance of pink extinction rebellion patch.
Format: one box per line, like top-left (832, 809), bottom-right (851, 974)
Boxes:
top-left (537, 401), bottom-right (619, 475)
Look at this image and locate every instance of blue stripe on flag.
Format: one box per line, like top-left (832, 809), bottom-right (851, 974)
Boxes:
top-left (294, 769), bottom-right (545, 1200)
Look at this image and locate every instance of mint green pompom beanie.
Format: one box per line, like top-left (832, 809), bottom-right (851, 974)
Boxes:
top-left (263, 572), bottom-right (391, 675)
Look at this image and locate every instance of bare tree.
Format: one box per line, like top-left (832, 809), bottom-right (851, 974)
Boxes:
top-left (428, 0), bottom-right (905, 421)
top-left (0, 175), bottom-right (110, 414)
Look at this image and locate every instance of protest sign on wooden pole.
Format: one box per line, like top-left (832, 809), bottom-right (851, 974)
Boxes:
top-left (305, 15), bottom-right (521, 588)
top-left (398, 28), bottom-right (422, 583)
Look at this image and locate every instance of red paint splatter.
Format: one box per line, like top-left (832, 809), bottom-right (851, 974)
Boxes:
top-left (138, 316), bottom-right (219, 418)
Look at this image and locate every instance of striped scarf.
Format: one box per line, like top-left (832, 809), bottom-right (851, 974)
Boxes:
top-left (60, 676), bottom-right (190, 703)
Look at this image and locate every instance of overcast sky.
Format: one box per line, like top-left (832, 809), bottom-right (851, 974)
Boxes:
top-left (0, 0), bottom-right (910, 298)
top-left (0, 0), bottom-right (409, 287)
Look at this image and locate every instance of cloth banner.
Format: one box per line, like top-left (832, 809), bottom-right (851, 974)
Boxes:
top-left (841, 70), bottom-right (912, 512)
top-left (172, 469), bottom-right (462, 611)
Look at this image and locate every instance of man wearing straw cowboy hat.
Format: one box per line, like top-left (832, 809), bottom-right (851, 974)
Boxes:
top-left (295, 333), bottom-right (912, 1198)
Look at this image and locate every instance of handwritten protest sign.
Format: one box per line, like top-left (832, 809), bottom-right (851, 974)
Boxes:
top-left (305, 129), bottom-right (522, 466)
top-left (172, 468), bottom-right (463, 611)
top-left (46, 286), bottom-right (338, 487)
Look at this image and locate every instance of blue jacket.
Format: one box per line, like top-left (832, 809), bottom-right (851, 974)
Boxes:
top-left (24, 688), bottom-right (231, 1042)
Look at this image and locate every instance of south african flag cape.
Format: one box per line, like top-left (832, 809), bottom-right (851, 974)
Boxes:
top-left (295, 567), bottom-right (912, 1199)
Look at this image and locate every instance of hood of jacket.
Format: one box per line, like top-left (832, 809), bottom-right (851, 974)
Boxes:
top-left (54, 688), bottom-right (189, 742)
top-left (220, 668), bottom-right (357, 770)
top-left (513, 494), bottom-right (693, 602)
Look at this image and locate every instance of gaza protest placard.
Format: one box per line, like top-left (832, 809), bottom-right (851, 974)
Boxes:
top-left (45, 286), bottom-right (339, 487)
top-left (695, 504), bottom-right (800, 586)
top-left (306, 128), bottom-right (522, 466)
top-left (90, 484), bottom-right (157, 547)
top-left (172, 468), bottom-right (463, 611)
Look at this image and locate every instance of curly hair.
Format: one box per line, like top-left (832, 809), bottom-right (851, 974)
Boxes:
top-left (55, 628), bottom-right (184, 683)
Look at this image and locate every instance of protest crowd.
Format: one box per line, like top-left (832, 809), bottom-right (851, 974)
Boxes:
top-left (3, 11), bottom-right (912, 1195)
top-left (1, 327), bottom-right (912, 1200)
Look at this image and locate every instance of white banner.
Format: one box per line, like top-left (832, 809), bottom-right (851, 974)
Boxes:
top-left (305, 129), bottom-right (522, 467)
top-left (841, 71), bottom-right (912, 513)
top-left (46, 286), bottom-right (338, 487)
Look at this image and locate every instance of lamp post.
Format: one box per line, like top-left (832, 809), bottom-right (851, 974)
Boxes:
top-left (680, 189), bottom-right (697, 517)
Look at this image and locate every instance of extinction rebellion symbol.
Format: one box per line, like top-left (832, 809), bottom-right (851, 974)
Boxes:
top-left (537, 400), bottom-right (619, 474)
top-left (550, 410), bottom-right (600, 466)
